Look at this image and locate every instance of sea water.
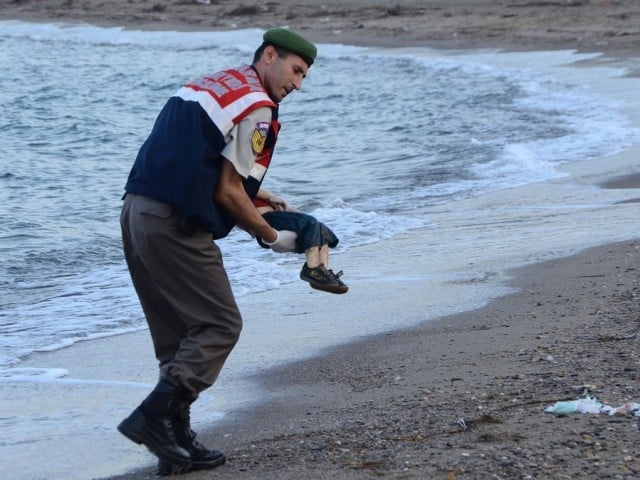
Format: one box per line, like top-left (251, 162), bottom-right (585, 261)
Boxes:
top-left (1, 21), bottom-right (639, 480)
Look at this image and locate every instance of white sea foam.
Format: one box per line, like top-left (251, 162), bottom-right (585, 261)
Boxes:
top-left (1, 19), bottom-right (639, 375)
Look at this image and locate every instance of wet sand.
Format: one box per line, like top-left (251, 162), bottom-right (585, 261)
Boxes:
top-left (104, 236), bottom-right (640, 479)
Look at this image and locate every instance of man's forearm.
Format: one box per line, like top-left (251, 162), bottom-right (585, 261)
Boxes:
top-left (215, 162), bottom-right (277, 242)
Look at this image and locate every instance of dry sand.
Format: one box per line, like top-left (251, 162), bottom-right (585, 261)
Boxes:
top-left (105, 237), bottom-right (639, 480)
top-left (1, 0), bottom-right (640, 56)
top-left (2, 1), bottom-right (640, 479)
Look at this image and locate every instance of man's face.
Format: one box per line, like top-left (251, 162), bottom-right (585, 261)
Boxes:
top-left (262, 46), bottom-right (309, 103)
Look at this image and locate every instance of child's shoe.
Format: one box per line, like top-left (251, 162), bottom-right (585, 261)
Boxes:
top-left (300, 263), bottom-right (348, 294)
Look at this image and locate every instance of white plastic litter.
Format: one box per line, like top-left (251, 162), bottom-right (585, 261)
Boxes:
top-left (544, 396), bottom-right (602, 415)
top-left (545, 396), bottom-right (640, 417)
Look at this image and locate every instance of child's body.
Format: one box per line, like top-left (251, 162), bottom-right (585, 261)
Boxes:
top-left (254, 189), bottom-right (348, 294)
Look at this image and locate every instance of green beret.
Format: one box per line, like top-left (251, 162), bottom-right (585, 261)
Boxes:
top-left (263, 28), bottom-right (317, 67)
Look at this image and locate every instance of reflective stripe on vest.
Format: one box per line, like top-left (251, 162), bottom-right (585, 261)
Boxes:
top-left (176, 65), bottom-right (276, 137)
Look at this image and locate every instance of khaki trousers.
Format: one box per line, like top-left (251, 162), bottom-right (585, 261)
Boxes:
top-left (120, 194), bottom-right (242, 393)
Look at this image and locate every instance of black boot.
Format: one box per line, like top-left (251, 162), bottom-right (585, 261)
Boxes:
top-left (117, 379), bottom-right (192, 467)
top-left (157, 406), bottom-right (226, 476)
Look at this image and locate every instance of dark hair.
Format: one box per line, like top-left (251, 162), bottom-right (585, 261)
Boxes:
top-left (252, 43), bottom-right (290, 64)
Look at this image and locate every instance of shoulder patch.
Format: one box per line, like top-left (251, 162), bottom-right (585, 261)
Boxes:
top-left (251, 122), bottom-right (270, 155)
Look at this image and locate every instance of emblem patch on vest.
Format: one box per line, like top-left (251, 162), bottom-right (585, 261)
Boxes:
top-left (251, 122), bottom-right (269, 155)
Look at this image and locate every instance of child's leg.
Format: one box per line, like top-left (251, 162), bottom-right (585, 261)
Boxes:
top-left (304, 245), bottom-right (329, 269)
top-left (304, 246), bottom-right (321, 268)
top-left (319, 245), bottom-right (329, 267)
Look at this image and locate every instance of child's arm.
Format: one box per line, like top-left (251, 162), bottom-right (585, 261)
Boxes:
top-left (256, 188), bottom-right (295, 211)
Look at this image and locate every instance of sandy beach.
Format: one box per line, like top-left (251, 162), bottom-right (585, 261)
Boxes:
top-left (1, 0), bottom-right (640, 57)
top-left (105, 238), bottom-right (640, 480)
top-left (2, 1), bottom-right (640, 479)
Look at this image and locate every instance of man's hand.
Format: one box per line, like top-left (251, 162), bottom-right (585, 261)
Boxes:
top-left (264, 230), bottom-right (297, 253)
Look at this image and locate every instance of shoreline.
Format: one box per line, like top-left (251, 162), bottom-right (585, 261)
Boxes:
top-left (101, 153), bottom-right (640, 479)
top-left (105, 236), bottom-right (640, 479)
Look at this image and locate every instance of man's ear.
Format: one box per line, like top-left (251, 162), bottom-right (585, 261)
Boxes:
top-left (263, 45), bottom-right (276, 64)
